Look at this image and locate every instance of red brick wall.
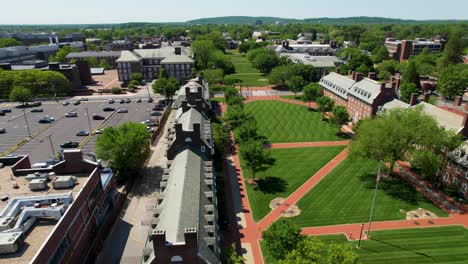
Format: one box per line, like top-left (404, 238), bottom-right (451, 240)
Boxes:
top-left (347, 96), bottom-right (373, 122)
top-left (438, 160), bottom-right (468, 199)
top-left (323, 90), bottom-right (347, 107)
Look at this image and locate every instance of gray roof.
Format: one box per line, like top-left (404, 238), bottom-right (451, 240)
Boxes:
top-left (115, 50), bottom-right (141, 62)
top-left (320, 72), bottom-right (355, 100)
top-left (66, 51), bottom-right (121, 59)
top-left (448, 140), bottom-right (468, 168)
top-left (134, 47), bottom-right (188, 59)
top-left (280, 53), bottom-right (343, 68)
top-left (411, 102), bottom-right (465, 133)
top-left (349, 78), bottom-right (382, 104)
top-left (178, 108), bottom-right (203, 131)
top-left (173, 80), bottom-right (210, 109)
top-left (381, 99), bottom-right (409, 111)
top-left (161, 54), bottom-right (194, 64)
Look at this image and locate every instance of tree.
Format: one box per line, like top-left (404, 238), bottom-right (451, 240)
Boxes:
top-left (437, 64), bottom-right (468, 99)
top-left (239, 140), bottom-right (272, 181)
top-left (99, 59), bottom-right (112, 70)
top-left (288, 75), bottom-right (304, 97)
top-left (376, 60), bottom-right (399, 81)
top-left (269, 65), bottom-right (292, 87)
top-left (131, 72), bottom-right (143, 83)
top-left (210, 51), bottom-right (236, 75)
top-left (203, 69), bottom-right (224, 84)
top-left (302, 83), bottom-right (321, 108)
top-left (330, 106), bottom-right (350, 133)
top-left (192, 40), bottom-right (216, 69)
top-left (0, 38), bottom-right (22, 48)
top-left (221, 244), bottom-right (245, 264)
top-left (197, 31), bottom-right (227, 53)
top-left (350, 108), bottom-right (461, 175)
top-left (327, 244), bottom-right (360, 264)
top-left (399, 82), bottom-right (419, 103)
top-left (224, 87), bottom-right (244, 107)
top-left (235, 119), bottom-right (260, 144)
top-left (87, 57), bottom-right (99, 67)
top-left (55, 46), bottom-right (76, 62)
top-left (402, 60), bottom-right (420, 89)
top-left (371, 46), bottom-right (389, 64)
top-left (95, 122), bottom-right (151, 181)
top-left (152, 76), bottom-right (179, 101)
top-left (238, 41), bottom-right (252, 55)
top-left (212, 122), bottom-right (229, 155)
top-left (262, 219), bottom-right (302, 260)
top-left (9, 86), bottom-right (32, 105)
top-left (252, 52), bottom-right (279, 74)
top-left (223, 105), bottom-right (249, 129)
top-left (127, 80), bottom-right (140, 90)
top-left (316, 96), bottom-right (334, 120)
top-left (439, 31), bottom-right (464, 67)
top-left (279, 237), bottom-right (324, 264)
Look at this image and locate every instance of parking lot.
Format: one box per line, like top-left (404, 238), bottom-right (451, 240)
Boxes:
top-left (0, 97), bottom-right (164, 163)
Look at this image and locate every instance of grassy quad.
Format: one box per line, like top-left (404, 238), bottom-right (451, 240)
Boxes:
top-left (226, 50), bottom-right (270, 87)
top-left (244, 100), bottom-right (343, 143)
top-left (240, 146), bottom-right (346, 221)
top-left (290, 157), bottom-right (447, 227)
top-left (261, 226), bottom-right (468, 264)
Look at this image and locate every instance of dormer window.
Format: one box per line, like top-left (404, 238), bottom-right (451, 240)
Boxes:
top-left (185, 137), bottom-right (192, 143)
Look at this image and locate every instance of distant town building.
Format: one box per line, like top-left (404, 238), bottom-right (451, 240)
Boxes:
top-left (0, 44), bottom-right (59, 64)
top-left (271, 40), bottom-right (337, 56)
top-left (0, 32), bottom-right (85, 46)
top-left (116, 47), bottom-right (194, 83)
top-left (320, 71), bottom-right (398, 122)
top-left (142, 76), bottom-right (219, 264)
top-left (279, 53), bottom-right (344, 77)
top-left (66, 51), bottom-right (122, 68)
top-left (0, 149), bottom-right (116, 263)
top-left (384, 37), bottom-right (446, 62)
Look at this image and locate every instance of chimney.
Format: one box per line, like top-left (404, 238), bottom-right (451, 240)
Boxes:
top-left (48, 62), bottom-right (60, 70)
top-left (151, 230), bottom-right (166, 248)
top-left (380, 83), bottom-right (386, 94)
top-left (175, 123), bottom-right (183, 138)
top-left (423, 93), bottom-right (431, 103)
top-left (184, 228), bottom-right (198, 248)
top-left (454, 96), bottom-right (462, 106)
top-left (355, 72), bottom-right (363, 82)
top-left (409, 93), bottom-right (418, 106)
top-left (286, 41), bottom-right (289, 48)
top-left (351, 71), bottom-right (356, 80)
top-left (368, 72), bottom-right (376, 80)
top-left (174, 47), bottom-right (181, 55)
top-left (181, 100), bottom-right (189, 112)
top-left (282, 41), bottom-right (286, 48)
top-left (192, 123), bottom-right (201, 139)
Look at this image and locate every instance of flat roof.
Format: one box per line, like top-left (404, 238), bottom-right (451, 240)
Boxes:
top-left (0, 166), bottom-right (92, 263)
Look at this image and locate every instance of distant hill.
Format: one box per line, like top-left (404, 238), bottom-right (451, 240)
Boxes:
top-left (186, 16), bottom-right (466, 25)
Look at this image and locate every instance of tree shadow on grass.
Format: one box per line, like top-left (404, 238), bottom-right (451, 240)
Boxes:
top-left (359, 173), bottom-right (420, 205)
top-left (335, 132), bottom-right (351, 139)
top-left (369, 238), bottom-right (436, 261)
top-left (254, 176), bottom-right (288, 194)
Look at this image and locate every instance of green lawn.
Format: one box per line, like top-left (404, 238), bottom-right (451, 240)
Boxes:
top-left (280, 95), bottom-right (303, 101)
top-left (226, 50), bottom-right (270, 87)
top-left (244, 100), bottom-right (343, 143)
top-left (291, 157), bottom-right (447, 227)
top-left (241, 146), bottom-right (346, 221)
top-left (262, 226), bottom-right (468, 264)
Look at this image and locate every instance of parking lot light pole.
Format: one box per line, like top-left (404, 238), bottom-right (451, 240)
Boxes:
top-left (22, 109), bottom-right (32, 138)
top-left (85, 108), bottom-right (92, 132)
top-left (48, 134), bottom-right (56, 159)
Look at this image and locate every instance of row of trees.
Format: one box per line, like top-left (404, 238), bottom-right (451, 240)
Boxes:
top-left (263, 219), bottom-right (360, 263)
top-left (0, 69), bottom-right (70, 100)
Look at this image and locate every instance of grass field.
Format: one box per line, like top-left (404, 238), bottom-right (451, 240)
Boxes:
top-left (244, 100), bottom-right (343, 143)
top-left (262, 226), bottom-right (468, 264)
top-left (280, 95), bottom-right (303, 101)
top-left (290, 157), bottom-right (447, 227)
top-left (240, 146), bottom-right (346, 221)
top-left (226, 50), bottom-right (270, 87)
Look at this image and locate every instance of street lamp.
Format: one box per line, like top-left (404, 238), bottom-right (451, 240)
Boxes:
top-left (48, 134), bottom-right (56, 159)
top-left (22, 108), bottom-right (32, 138)
top-left (85, 108), bottom-right (92, 132)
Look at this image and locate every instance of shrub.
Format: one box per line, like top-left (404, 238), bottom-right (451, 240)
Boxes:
top-left (111, 87), bottom-right (122, 94)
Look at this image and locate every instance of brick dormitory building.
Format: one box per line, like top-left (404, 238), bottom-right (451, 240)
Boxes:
top-left (141, 76), bottom-right (220, 263)
top-left (0, 149), bottom-right (116, 264)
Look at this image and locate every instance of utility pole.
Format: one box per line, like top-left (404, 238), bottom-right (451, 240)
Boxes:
top-left (85, 108), bottom-right (92, 132)
top-left (367, 160), bottom-right (382, 238)
top-left (48, 134), bottom-right (55, 159)
top-left (23, 108), bottom-right (32, 138)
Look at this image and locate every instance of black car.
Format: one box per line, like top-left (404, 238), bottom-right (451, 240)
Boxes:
top-left (38, 116), bottom-right (54, 123)
top-left (136, 98), bottom-right (142, 103)
top-left (125, 98), bottom-right (131, 103)
top-left (153, 105), bottom-right (163, 111)
top-left (73, 101), bottom-right (81, 105)
top-left (150, 111), bottom-right (161, 116)
top-left (103, 107), bottom-right (115, 112)
top-left (31, 108), bottom-right (44, 113)
top-left (93, 114), bottom-right (105, 120)
top-left (60, 141), bottom-right (79, 148)
top-left (0, 128), bottom-right (6, 134)
top-left (0, 108), bottom-right (11, 113)
top-left (119, 99), bottom-right (125, 104)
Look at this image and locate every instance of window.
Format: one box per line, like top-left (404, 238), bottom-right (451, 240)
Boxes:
top-left (171, 256), bottom-right (183, 262)
top-left (185, 137), bottom-right (192, 143)
top-left (201, 146), bottom-right (205, 152)
top-left (49, 235), bottom-right (70, 264)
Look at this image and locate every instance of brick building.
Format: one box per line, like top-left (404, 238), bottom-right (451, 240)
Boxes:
top-left (384, 38), bottom-right (446, 62)
top-left (319, 71), bottom-right (398, 122)
top-left (142, 77), bottom-right (219, 264)
top-left (0, 149), bottom-right (116, 264)
top-left (66, 51), bottom-right (122, 68)
top-left (116, 47), bottom-right (194, 83)
top-left (438, 143), bottom-right (468, 199)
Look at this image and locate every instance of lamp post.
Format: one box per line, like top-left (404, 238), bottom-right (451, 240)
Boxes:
top-left (23, 108), bottom-right (32, 138)
top-left (85, 108), bottom-right (92, 132)
top-left (48, 134), bottom-right (55, 159)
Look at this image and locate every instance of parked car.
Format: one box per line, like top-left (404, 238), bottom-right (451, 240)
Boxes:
top-left (24, 102), bottom-right (41, 107)
top-left (62, 101), bottom-right (70, 106)
top-left (117, 108), bottom-right (128, 113)
top-left (147, 126), bottom-right (155, 133)
top-left (73, 101), bottom-right (81, 105)
top-left (31, 108), bottom-right (43, 113)
top-left (158, 99), bottom-right (166, 106)
top-left (0, 108), bottom-right (11, 113)
top-left (93, 114), bottom-right (105, 120)
top-left (103, 107), bottom-right (115, 112)
top-left (119, 99), bottom-right (125, 104)
top-left (65, 112), bottom-right (78, 117)
top-left (153, 105), bottom-right (164, 111)
top-left (108, 99), bottom-right (115, 104)
top-left (60, 141), bottom-right (79, 148)
top-left (78, 97), bottom-right (89, 101)
top-left (76, 130), bottom-right (90, 136)
top-left (125, 98), bottom-right (131, 103)
top-left (0, 128), bottom-right (6, 134)
top-left (150, 111), bottom-right (161, 116)
top-left (141, 120), bottom-right (157, 127)
top-left (38, 116), bottom-right (54, 123)
top-left (136, 98), bottom-right (142, 103)
top-left (93, 128), bottom-right (104, 135)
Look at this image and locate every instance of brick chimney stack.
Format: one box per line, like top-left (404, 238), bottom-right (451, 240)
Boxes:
top-left (351, 71), bottom-right (356, 80)
top-left (454, 96), bottom-right (462, 106)
top-left (355, 72), bottom-right (363, 82)
top-left (423, 93), bottom-right (431, 103)
top-left (368, 72), bottom-right (376, 80)
top-left (409, 93), bottom-right (418, 106)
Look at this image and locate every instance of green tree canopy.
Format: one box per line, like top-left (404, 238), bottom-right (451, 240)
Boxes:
top-left (402, 60), bottom-right (421, 88)
top-left (0, 38), bottom-right (22, 48)
top-left (95, 122), bottom-right (151, 180)
top-left (262, 219), bottom-right (303, 261)
top-left (239, 139), bottom-right (272, 180)
top-left (439, 31), bottom-right (464, 67)
top-left (9, 86), bottom-right (32, 104)
top-left (99, 59), bottom-right (112, 70)
top-left (288, 75), bottom-right (304, 97)
top-left (399, 82), bottom-right (419, 103)
top-left (437, 64), bottom-right (468, 99)
top-left (371, 46), bottom-right (389, 64)
top-left (279, 237), bottom-right (325, 264)
top-left (192, 40), bottom-right (216, 69)
top-left (269, 65), bottom-right (293, 87)
top-left (131, 72), bottom-right (143, 83)
top-left (152, 76), bottom-right (179, 100)
top-left (252, 51), bottom-right (279, 74)
top-left (302, 82), bottom-right (322, 108)
top-left (203, 69), bottom-right (224, 84)
top-left (221, 244), bottom-right (245, 264)
top-left (327, 244), bottom-right (360, 264)
top-left (316, 96), bottom-right (335, 120)
top-left (55, 46), bottom-right (76, 62)
top-left (330, 105), bottom-right (350, 133)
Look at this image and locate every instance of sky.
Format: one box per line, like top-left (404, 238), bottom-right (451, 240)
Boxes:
top-left (0, 0), bottom-right (467, 24)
